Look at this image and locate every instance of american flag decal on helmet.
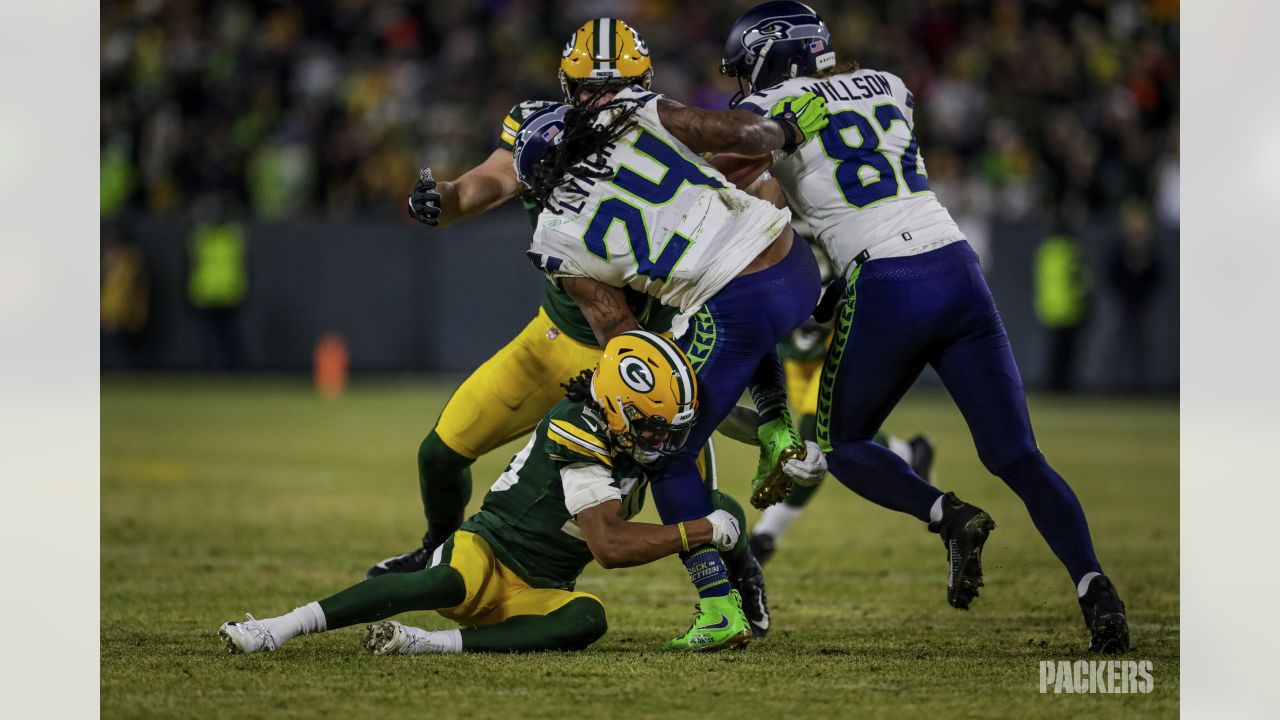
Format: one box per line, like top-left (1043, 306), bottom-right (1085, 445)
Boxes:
top-left (541, 125), bottom-right (562, 142)
top-left (809, 39), bottom-right (826, 53)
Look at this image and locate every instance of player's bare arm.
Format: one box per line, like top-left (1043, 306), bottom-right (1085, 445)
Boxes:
top-left (710, 152), bottom-right (776, 190)
top-left (657, 100), bottom-right (791, 156)
top-left (576, 500), bottom-right (714, 568)
top-left (560, 276), bottom-right (641, 346)
top-left (409, 149), bottom-right (523, 227)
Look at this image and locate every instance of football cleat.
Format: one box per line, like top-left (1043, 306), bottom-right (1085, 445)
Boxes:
top-left (732, 554), bottom-right (771, 638)
top-left (364, 621), bottom-right (449, 655)
top-left (908, 433), bottom-right (936, 484)
top-left (748, 531), bottom-right (777, 568)
top-left (218, 614), bottom-right (281, 654)
top-left (750, 417), bottom-right (805, 509)
top-left (1079, 575), bottom-right (1131, 654)
top-left (365, 545), bottom-right (433, 580)
top-left (662, 590), bottom-right (753, 652)
top-left (927, 492), bottom-right (996, 610)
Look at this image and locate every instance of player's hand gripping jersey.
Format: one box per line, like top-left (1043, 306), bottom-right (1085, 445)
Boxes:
top-left (528, 87), bottom-right (792, 337)
top-left (737, 70), bottom-right (964, 278)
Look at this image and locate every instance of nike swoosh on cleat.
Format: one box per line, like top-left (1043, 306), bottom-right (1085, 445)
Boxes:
top-left (694, 614), bottom-right (731, 631)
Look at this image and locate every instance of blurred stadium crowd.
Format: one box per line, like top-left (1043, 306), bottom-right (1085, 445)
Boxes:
top-left (100, 0), bottom-right (1179, 229)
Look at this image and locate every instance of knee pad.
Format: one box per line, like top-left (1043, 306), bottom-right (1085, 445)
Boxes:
top-left (559, 597), bottom-right (608, 649)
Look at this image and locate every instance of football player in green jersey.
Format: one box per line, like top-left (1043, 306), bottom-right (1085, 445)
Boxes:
top-left (221, 332), bottom-right (760, 655)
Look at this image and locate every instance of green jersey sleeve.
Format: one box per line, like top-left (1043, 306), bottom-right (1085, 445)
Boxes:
top-left (498, 100), bottom-right (558, 152)
top-left (543, 402), bottom-right (615, 469)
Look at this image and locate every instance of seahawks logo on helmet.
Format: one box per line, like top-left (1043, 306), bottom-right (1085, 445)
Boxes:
top-left (740, 14), bottom-right (827, 59)
top-left (618, 356), bottom-right (656, 393)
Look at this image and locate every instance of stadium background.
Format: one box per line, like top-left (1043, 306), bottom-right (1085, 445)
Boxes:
top-left (100, 0), bottom-right (1179, 392)
top-left (100, 2), bottom-right (1180, 716)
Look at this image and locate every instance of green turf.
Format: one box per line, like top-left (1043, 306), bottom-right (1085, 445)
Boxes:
top-left (102, 377), bottom-right (1178, 718)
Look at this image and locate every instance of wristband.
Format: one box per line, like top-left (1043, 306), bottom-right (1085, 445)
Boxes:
top-left (677, 521), bottom-right (690, 552)
top-left (771, 117), bottom-right (801, 153)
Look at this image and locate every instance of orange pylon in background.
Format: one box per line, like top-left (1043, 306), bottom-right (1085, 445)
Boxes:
top-left (314, 333), bottom-right (349, 400)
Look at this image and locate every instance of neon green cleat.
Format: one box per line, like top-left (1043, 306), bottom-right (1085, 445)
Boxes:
top-left (662, 590), bottom-right (753, 652)
top-left (750, 417), bottom-right (805, 509)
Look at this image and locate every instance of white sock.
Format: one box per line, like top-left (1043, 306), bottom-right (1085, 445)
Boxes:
top-left (928, 495), bottom-right (944, 524)
top-left (888, 436), bottom-right (912, 464)
top-left (263, 601), bottom-right (327, 643)
top-left (1077, 572), bottom-right (1102, 598)
top-left (753, 502), bottom-right (804, 539)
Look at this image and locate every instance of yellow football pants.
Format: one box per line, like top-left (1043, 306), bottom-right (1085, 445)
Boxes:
top-left (434, 308), bottom-right (603, 459)
top-left (434, 531), bottom-right (600, 626)
top-left (784, 357), bottom-right (824, 418)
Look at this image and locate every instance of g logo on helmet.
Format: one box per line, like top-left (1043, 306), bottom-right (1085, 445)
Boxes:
top-left (628, 27), bottom-right (650, 56)
top-left (618, 356), bottom-right (655, 393)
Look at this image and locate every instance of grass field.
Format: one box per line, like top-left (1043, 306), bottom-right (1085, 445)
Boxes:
top-left (102, 377), bottom-right (1179, 718)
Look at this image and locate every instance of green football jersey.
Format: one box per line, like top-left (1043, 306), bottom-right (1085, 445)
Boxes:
top-left (498, 101), bottom-right (679, 345)
top-left (460, 397), bottom-right (653, 590)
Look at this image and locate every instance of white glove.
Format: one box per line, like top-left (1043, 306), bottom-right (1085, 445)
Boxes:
top-left (703, 509), bottom-right (742, 552)
top-left (783, 441), bottom-right (827, 487)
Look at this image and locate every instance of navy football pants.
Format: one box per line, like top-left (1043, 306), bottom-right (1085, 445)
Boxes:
top-left (654, 232), bottom-right (821, 523)
top-left (817, 241), bottom-right (1102, 584)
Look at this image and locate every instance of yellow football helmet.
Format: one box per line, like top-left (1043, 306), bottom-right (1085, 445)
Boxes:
top-left (559, 17), bottom-right (654, 102)
top-left (591, 330), bottom-right (697, 461)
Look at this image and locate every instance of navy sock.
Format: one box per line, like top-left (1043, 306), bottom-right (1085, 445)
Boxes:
top-left (747, 351), bottom-right (789, 424)
top-left (682, 546), bottom-right (732, 598)
top-left (827, 439), bottom-right (941, 522)
top-left (997, 452), bottom-right (1102, 584)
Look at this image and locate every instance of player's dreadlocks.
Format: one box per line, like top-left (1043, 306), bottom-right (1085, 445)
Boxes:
top-left (561, 368), bottom-right (603, 414)
top-left (522, 87), bottom-right (642, 213)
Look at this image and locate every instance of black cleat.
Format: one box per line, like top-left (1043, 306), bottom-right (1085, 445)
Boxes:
top-left (748, 531), bottom-right (777, 568)
top-left (908, 434), bottom-right (936, 485)
top-left (365, 545), bottom-right (432, 579)
top-left (928, 492), bottom-right (996, 610)
top-left (1079, 575), bottom-right (1131, 654)
top-left (732, 553), bottom-right (771, 638)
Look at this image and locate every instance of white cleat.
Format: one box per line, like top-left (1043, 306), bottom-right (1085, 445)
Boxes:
top-left (219, 614), bottom-right (281, 654)
top-left (364, 621), bottom-right (447, 655)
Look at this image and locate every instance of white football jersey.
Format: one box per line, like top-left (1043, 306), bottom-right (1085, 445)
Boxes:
top-left (528, 87), bottom-right (791, 337)
top-left (739, 69), bottom-right (964, 278)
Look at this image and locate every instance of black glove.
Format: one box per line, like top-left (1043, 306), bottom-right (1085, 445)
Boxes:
top-left (408, 168), bottom-right (442, 225)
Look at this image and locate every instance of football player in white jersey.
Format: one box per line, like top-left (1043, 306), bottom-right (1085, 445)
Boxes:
top-left (718, 1), bottom-right (1129, 654)
top-left (513, 87), bottom-right (830, 650)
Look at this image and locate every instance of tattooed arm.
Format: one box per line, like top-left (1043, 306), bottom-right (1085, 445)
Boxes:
top-left (657, 99), bottom-right (798, 156)
top-left (560, 276), bottom-right (642, 346)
